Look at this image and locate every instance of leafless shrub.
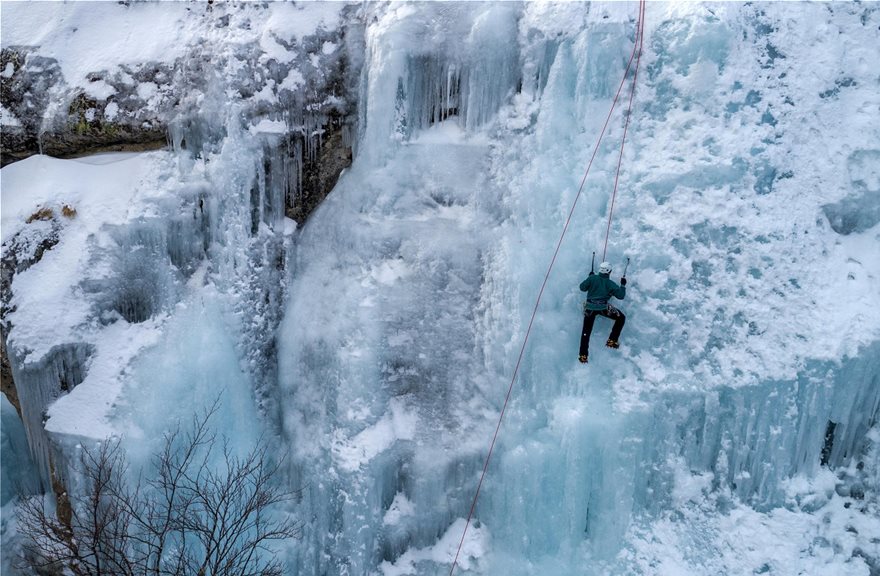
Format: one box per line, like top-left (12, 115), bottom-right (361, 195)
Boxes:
top-left (17, 403), bottom-right (301, 575)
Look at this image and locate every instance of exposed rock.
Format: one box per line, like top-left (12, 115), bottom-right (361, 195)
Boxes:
top-left (1, 47), bottom-right (64, 165)
top-left (0, 336), bottom-right (18, 419)
top-left (1, 47), bottom-right (173, 166)
top-left (1, 217), bottom-right (62, 420)
top-left (289, 116), bottom-right (353, 223)
top-left (1, 12), bottom-right (362, 225)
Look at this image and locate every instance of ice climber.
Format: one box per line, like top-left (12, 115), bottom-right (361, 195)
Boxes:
top-left (578, 261), bottom-right (626, 363)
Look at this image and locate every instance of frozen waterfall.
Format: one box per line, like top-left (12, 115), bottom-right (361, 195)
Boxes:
top-left (278, 2), bottom-right (880, 574)
top-left (1, 2), bottom-right (879, 575)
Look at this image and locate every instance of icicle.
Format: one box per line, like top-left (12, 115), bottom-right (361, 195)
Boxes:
top-left (1, 394), bottom-right (41, 503)
top-left (9, 343), bottom-right (95, 489)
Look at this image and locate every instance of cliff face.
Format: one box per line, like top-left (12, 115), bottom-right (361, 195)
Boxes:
top-left (1, 46), bottom-right (168, 166)
top-left (0, 3), bottom-right (362, 224)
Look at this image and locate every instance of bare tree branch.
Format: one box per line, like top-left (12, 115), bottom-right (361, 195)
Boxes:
top-left (17, 404), bottom-right (301, 575)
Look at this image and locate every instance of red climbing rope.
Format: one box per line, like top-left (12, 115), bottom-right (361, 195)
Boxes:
top-left (602, 0), bottom-right (646, 261)
top-left (448, 3), bottom-right (646, 574)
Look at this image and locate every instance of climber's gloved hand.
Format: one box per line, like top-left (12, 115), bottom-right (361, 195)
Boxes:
top-left (620, 277), bottom-right (627, 286)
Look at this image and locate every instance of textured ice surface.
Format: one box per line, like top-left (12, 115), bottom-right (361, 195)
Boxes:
top-left (279, 119), bottom-right (495, 573)
top-left (1, 0), bottom-right (346, 505)
top-left (1, 2), bottom-right (879, 576)
top-left (1, 395), bottom-right (39, 504)
top-left (1, 396), bottom-right (39, 576)
top-left (278, 2), bottom-right (880, 574)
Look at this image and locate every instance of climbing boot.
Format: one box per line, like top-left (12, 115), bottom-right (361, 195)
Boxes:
top-left (605, 339), bottom-right (619, 349)
top-left (578, 354), bottom-right (588, 364)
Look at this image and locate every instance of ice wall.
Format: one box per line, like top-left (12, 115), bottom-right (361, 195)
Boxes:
top-left (1, 2), bottom-right (355, 571)
top-left (358, 2), bottom-right (519, 163)
top-left (8, 343), bottom-right (94, 488)
top-left (279, 2), bottom-right (880, 574)
top-left (1, 394), bottom-right (40, 505)
top-left (1, 395), bottom-right (40, 575)
top-left (477, 2), bottom-right (880, 571)
top-left (278, 4), bottom-right (531, 572)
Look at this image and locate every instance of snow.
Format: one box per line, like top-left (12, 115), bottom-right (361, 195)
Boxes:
top-left (103, 101), bottom-right (119, 121)
top-left (263, 2), bottom-right (345, 42)
top-left (0, 103), bottom-right (21, 126)
top-left (46, 316), bottom-right (164, 440)
top-left (283, 216), bottom-right (298, 237)
top-left (135, 81), bottom-right (158, 101)
top-left (0, 1), bottom-right (346, 94)
top-left (253, 80), bottom-right (279, 104)
top-left (260, 32), bottom-right (295, 65)
top-left (249, 118), bottom-right (288, 134)
top-left (383, 492), bottom-right (416, 526)
top-left (621, 466), bottom-right (880, 575)
top-left (279, 68), bottom-right (305, 92)
top-left (83, 78), bottom-right (116, 100)
top-left (380, 518), bottom-right (488, 576)
top-left (1, 153), bottom-right (161, 353)
top-left (333, 397), bottom-right (417, 473)
top-left (0, 2), bottom-right (193, 88)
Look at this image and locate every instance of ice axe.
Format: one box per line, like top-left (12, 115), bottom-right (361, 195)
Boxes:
top-left (622, 256), bottom-right (630, 279)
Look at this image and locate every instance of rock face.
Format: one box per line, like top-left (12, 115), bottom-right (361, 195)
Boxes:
top-left (0, 6), bottom-right (362, 225)
top-left (1, 48), bottom-right (168, 165)
top-left (287, 115), bottom-right (354, 223)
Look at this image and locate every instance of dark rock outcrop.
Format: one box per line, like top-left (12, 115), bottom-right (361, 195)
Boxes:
top-left (289, 115), bottom-right (354, 223)
top-left (1, 48), bottom-right (171, 166)
top-left (1, 8), bottom-right (362, 224)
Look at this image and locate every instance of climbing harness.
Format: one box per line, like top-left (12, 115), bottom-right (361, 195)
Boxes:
top-left (448, 2), bottom-right (646, 574)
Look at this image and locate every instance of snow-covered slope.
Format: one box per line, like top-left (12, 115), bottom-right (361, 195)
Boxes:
top-left (2, 2), bottom-right (879, 575)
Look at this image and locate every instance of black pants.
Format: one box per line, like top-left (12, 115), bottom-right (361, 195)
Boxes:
top-left (579, 305), bottom-right (625, 356)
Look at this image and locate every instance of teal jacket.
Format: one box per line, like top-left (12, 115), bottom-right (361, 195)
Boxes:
top-left (579, 272), bottom-right (625, 311)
